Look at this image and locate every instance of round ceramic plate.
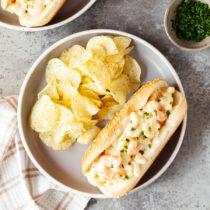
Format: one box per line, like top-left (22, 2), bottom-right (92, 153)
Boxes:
top-left (18, 29), bottom-right (187, 198)
top-left (0, 0), bottom-right (96, 31)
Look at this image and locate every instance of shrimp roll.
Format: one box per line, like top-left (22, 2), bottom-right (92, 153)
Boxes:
top-left (82, 79), bottom-right (187, 198)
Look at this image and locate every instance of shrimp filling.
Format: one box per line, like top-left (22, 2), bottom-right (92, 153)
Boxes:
top-left (86, 87), bottom-right (175, 186)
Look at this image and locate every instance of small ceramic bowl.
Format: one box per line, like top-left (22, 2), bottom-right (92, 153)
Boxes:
top-left (0, 0), bottom-right (96, 31)
top-left (164, 0), bottom-right (210, 51)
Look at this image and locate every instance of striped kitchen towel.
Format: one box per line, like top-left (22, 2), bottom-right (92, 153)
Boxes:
top-left (0, 96), bottom-right (90, 210)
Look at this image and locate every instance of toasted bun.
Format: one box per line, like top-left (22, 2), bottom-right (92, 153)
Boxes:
top-left (1, 0), bottom-right (66, 27)
top-left (82, 79), bottom-right (187, 198)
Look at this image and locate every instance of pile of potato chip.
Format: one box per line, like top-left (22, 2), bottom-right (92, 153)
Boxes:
top-left (29, 35), bottom-right (141, 150)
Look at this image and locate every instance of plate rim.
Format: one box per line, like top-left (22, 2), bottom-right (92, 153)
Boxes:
top-left (18, 29), bottom-right (187, 198)
top-left (0, 0), bottom-right (96, 32)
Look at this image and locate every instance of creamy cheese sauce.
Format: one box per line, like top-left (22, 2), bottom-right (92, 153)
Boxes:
top-left (86, 87), bottom-right (175, 186)
top-left (6, 0), bottom-right (53, 17)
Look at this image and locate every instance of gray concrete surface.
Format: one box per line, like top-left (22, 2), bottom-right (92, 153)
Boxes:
top-left (0, 0), bottom-right (209, 209)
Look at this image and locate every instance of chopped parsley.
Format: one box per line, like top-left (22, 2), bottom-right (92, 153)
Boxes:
top-left (121, 150), bottom-right (124, 153)
top-left (125, 150), bottom-right (127, 153)
top-left (110, 164), bottom-right (113, 168)
top-left (144, 112), bottom-right (149, 116)
top-left (148, 144), bottom-right (152, 148)
top-left (126, 138), bottom-right (130, 142)
top-left (125, 145), bottom-right (128, 149)
top-left (170, 101), bottom-right (173, 104)
top-left (121, 139), bottom-right (123, 141)
top-left (158, 99), bottom-right (161, 102)
top-left (166, 110), bottom-right (171, 115)
top-left (130, 155), bottom-right (133, 159)
top-left (139, 150), bottom-right (144, 155)
top-left (131, 127), bottom-right (136, 131)
top-left (125, 175), bottom-right (129, 180)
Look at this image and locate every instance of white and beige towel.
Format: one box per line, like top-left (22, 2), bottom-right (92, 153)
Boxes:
top-left (0, 96), bottom-right (90, 210)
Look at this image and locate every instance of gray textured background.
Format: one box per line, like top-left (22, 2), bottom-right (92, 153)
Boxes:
top-left (0, 0), bottom-right (210, 209)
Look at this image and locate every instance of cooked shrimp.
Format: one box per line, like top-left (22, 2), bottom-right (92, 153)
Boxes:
top-left (95, 155), bottom-right (124, 179)
top-left (149, 101), bottom-right (167, 123)
top-left (127, 140), bottom-right (139, 156)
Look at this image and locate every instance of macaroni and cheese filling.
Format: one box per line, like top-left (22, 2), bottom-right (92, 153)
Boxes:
top-left (86, 87), bottom-right (175, 186)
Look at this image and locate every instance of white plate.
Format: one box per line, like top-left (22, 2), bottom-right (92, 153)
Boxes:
top-left (0, 0), bottom-right (96, 31)
top-left (18, 29), bottom-right (187, 198)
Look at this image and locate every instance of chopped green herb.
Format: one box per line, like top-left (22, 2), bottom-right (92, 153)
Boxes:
top-left (121, 150), bottom-right (124, 153)
top-left (125, 145), bottom-right (128, 149)
top-left (154, 110), bottom-right (157, 116)
top-left (143, 135), bottom-right (147, 139)
top-left (144, 112), bottom-right (149, 116)
top-left (170, 101), bottom-right (173, 104)
top-left (121, 139), bottom-right (123, 141)
top-left (141, 130), bottom-right (144, 135)
top-left (171, 0), bottom-right (210, 42)
top-left (148, 144), bottom-right (152, 148)
top-left (131, 127), bottom-right (136, 131)
top-left (158, 99), bottom-right (161, 102)
top-left (110, 164), bottom-right (113, 168)
top-left (125, 150), bottom-right (127, 153)
top-left (166, 110), bottom-right (171, 115)
top-left (125, 175), bottom-right (129, 180)
top-left (130, 155), bottom-right (133, 159)
top-left (126, 138), bottom-right (130, 142)
top-left (139, 150), bottom-right (144, 155)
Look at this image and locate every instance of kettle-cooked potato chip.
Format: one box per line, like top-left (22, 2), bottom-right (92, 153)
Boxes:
top-left (30, 95), bottom-right (59, 132)
top-left (46, 58), bottom-right (81, 88)
top-left (86, 36), bottom-right (118, 56)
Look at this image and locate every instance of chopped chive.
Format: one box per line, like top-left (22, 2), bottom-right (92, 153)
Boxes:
top-left (139, 150), bottom-right (144, 155)
top-left (166, 110), bottom-right (171, 115)
top-left (148, 144), bottom-right (152, 148)
top-left (125, 175), bottom-right (129, 180)
top-left (126, 138), bottom-right (130, 142)
top-left (131, 127), bottom-right (136, 131)
top-left (144, 112), bottom-right (149, 116)
top-left (154, 110), bottom-right (157, 116)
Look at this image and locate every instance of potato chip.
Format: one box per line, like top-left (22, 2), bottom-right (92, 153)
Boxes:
top-left (81, 83), bottom-right (107, 95)
top-left (56, 104), bottom-right (75, 125)
top-left (59, 45), bottom-right (86, 68)
top-left (86, 36), bottom-right (118, 56)
top-left (81, 60), bottom-right (111, 88)
top-left (77, 126), bottom-right (100, 144)
top-left (113, 36), bottom-right (132, 51)
top-left (39, 128), bottom-right (75, 150)
top-left (38, 80), bottom-right (59, 100)
top-left (46, 58), bottom-right (81, 88)
top-left (30, 95), bottom-right (59, 132)
top-left (101, 94), bottom-right (116, 103)
top-left (98, 103), bottom-right (122, 120)
top-left (124, 56), bottom-right (141, 92)
top-left (57, 81), bottom-right (77, 101)
top-left (108, 73), bottom-right (130, 105)
top-left (79, 119), bottom-right (98, 130)
top-left (71, 92), bottom-right (99, 120)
